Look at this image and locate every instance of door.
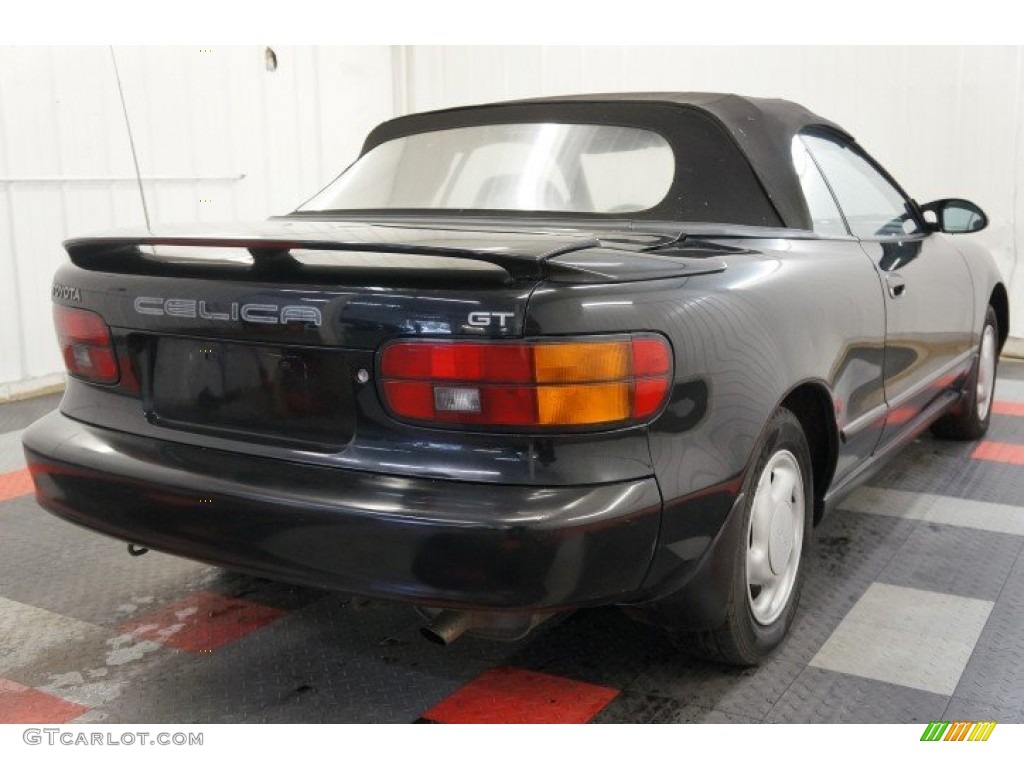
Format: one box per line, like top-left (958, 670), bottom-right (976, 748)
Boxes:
top-left (789, 135), bottom-right (887, 483)
top-left (800, 132), bottom-right (975, 450)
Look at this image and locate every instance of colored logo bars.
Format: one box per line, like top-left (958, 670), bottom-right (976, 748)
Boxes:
top-left (921, 721), bottom-right (997, 741)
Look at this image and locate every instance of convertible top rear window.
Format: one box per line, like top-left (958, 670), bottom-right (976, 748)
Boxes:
top-left (301, 124), bottom-right (675, 215)
top-left (299, 103), bottom-right (784, 227)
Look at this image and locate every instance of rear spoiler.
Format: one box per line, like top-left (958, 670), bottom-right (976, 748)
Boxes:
top-left (63, 234), bottom-right (605, 283)
top-left (63, 232), bottom-right (730, 285)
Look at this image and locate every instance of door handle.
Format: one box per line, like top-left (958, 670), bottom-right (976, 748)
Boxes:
top-left (886, 275), bottom-right (907, 299)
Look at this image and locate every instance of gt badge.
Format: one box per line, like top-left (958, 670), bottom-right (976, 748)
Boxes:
top-left (467, 311), bottom-right (514, 328)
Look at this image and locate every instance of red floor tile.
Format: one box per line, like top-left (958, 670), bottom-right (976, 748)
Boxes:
top-left (0, 679), bottom-right (88, 724)
top-left (993, 400), bottom-right (1024, 417)
top-left (972, 440), bottom-right (1024, 466)
top-left (0, 468), bottom-right (33, 503)
top-left (423, 666), bottom-right (619, 724)
top-left (118, 590), bottom-right (287, 653)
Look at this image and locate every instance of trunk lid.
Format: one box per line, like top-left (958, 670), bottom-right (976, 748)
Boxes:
top-left (54, 219), bottom-right (724, 464)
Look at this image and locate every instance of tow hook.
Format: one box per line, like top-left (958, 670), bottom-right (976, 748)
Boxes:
top-left (127, 544), bottom-right (149, 557)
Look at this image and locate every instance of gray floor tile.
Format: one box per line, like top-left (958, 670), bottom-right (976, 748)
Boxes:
top-left (0, 393), bottom-right (61, 435)
top-left (368, 618), bottom-right (531, 684)
top-left (878, 523), bottom-right (1023, 601)
top-left (943, 696), bottom-right (1024, 724)
top-left (870, 434), bottom-right (1024, 508)
top-left (590, 692), bottom-right (674, 723)
top-left (809, 583), bottom-right (992, 695)
top-left (592, 692), bottom-right (757, 723)
top-left (92, 596), bottom-right (441, 723)
top-left (26, 630), bottom-right (179, 712)
top-left (844, 485), bottom-right (1024, 537)
top-left (766, 666), bottom-right (948, 723)
top-left (0, 495), bottom-right (217, 626)
top-left (504, 607), bottom-right (675, 691)
top-left (994, 375), bottom-right (1024, 400)
top-left (629, 653), bottom-right (804, 720)
top-left (0, 429), bottom-right (26, 473)
top-left (801, 508), bottom-right (917, 619)
top-left (985, 411), bottom-right (1024, 443)
top-left (0, 597), bottom-right (109, 678)
top-left (953, 552), bottom-right (1024, 710)
top-left (773, 608), bottom-right (844, 665)
top-left (995, 360), bottom-right (1024, 383)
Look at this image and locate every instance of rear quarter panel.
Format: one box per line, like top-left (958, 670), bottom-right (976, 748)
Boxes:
top-left (527, 238), bottom-right (887, 591)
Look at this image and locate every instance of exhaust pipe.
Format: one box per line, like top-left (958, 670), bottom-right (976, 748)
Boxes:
top-left (419, 609), bottom-right (559, 645)
top-left (127, 543), bottom-right (149, 557)
top-left (421, 610), bottom-right (476, 646)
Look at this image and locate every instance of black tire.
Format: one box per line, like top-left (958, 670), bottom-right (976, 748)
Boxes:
top-left (932, 305), bottom-right (999, 441)
top-left (672, 407), bottom-right (813, 666)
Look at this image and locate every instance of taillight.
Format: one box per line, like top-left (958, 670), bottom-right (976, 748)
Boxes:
top-left (53, 306), bottom-right (119, 384)
top-left (380, 335), bottom-right (672, 429)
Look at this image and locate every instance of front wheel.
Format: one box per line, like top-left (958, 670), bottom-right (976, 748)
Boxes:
top-left (673, 407), bottom-right (813, 666)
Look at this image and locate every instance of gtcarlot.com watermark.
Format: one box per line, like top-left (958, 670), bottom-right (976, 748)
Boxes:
top-left (23, 728), bottom-right (203, 747)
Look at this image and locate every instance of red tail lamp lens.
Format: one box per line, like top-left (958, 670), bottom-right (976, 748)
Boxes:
top-left (53, 305), bottom-right (119, 384)
top-left (380, 336), bottom-right (672, 428)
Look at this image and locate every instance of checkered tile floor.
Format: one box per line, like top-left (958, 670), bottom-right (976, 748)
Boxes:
top-left (2, 364), bottom-right (1024, 724)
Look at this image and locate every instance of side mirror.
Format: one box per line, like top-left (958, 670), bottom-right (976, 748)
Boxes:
top-left (920, 198), bottom-right (988, 234)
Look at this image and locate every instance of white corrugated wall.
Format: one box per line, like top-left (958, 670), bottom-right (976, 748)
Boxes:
top-left (0, 45), bottom-right (395, 397)
top-left (2, 45), bottom-right (1023, 396)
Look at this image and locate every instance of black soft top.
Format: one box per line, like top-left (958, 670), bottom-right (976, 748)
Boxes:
top-left (363, 93), bottom-right (849, 231)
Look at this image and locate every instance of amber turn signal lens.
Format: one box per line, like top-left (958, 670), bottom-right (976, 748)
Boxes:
top-left (537, 382), bottom-right (630, 425)
top-left (533, 341), bottom-right (630, 384)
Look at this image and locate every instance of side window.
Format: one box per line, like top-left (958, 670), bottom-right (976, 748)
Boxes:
top-left (791, 136), bottom-right (848, 236)
top-left (801, 133), bottom-right (922, 239)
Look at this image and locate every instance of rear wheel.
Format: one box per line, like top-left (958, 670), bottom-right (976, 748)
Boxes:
top-left (932, 305), bottom-right (999, 441)
top-left (673, 407), bottom-right (813, 666)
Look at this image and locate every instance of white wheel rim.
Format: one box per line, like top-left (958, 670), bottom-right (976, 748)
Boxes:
top-left (976, 325), bottom-right (997, 422)
top-left (746, 449), bottom-right (805, 626)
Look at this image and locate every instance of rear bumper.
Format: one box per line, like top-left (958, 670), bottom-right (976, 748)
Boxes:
top-left (22, 411), bottom-right (662, 611)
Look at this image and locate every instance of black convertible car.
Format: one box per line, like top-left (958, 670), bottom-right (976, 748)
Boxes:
top-left (24, 93), bottom-right (1007, 664)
